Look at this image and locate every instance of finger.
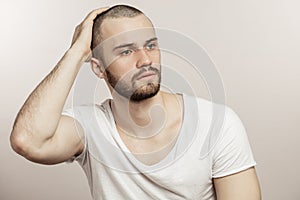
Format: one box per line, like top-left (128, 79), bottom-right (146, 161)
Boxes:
top-left (83, 7), bottom-right (110, 23)
top-left (84, 52), bottom-right (92, 63)
top-left (80, 7), bottom-right (110, 28)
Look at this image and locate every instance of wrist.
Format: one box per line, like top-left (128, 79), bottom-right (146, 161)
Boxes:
top-left (67, 46), bottom-right (90, 63)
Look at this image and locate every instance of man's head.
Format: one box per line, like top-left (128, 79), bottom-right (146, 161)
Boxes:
top-left (91, 5), bottom-right (143, 51)
top-left (90, 5), bottom-right (161, 102)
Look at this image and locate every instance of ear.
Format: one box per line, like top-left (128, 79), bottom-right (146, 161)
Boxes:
top-left (90, 57), bottom-right (106, 79)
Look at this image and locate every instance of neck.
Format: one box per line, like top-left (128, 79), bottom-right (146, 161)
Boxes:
top-left (110, 91), bottom-right (168, 138)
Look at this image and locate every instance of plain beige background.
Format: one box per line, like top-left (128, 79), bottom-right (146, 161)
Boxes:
top-left (1, 0), bottom-right (299, 199)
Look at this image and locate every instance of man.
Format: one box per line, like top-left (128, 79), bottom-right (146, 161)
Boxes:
top-left (10, 5), bottom-right (261, 200)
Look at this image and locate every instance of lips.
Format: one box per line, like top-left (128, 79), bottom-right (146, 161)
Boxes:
top-left (136, 72), bottom-right (156, 80)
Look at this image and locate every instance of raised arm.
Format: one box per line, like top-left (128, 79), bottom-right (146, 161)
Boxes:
top-left (10, 7), bottom-right (109, 165)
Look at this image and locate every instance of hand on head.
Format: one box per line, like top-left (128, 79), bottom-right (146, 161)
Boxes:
top-left (70, 7), bottom-right (110, 62)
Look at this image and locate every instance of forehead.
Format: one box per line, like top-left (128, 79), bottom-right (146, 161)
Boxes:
top-left (100, 15), bottom-right (156, 47)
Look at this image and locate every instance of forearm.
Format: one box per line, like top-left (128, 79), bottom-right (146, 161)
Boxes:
top-left (10, 7), bottom-right (109, 160)
top-left (11, 48), bottom-right (85, 149)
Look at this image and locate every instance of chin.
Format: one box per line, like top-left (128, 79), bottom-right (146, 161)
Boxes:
top-left (129, 83), bottom-right (160, 102)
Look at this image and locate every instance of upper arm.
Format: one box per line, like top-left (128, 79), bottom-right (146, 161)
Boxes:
top-left (213, 167), bottom-right (261, 200)
top-left (29, 115), bottom-right (85, 165)
top-left (211, 107), bottom-right (261, 199)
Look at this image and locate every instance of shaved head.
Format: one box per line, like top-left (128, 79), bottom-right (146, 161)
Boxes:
top-left (89, 5), bottom-right (160, 102)
top-left (91, 5), bottom-right (144, 52)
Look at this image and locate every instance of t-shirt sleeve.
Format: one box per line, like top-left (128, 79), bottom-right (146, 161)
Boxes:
top-left (62, 107), bottom-right (87, 165)
top-left (211, 107), bottom-right (257, 178)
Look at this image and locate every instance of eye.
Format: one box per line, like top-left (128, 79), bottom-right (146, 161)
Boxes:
top-left (146, 43), bottom-right (157, 50)
top-left (120, 49), bottom-right (133, 56)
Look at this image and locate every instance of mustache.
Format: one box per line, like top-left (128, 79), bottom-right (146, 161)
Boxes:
top-left (131, 66), bottom-right (160, 81)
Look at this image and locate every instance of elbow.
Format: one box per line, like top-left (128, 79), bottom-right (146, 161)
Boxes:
top-left (10, 128), bottom-right (43, 162)
top-left (10, 128), bottom-right (54, 164)
top-left (10, 129), bottom-right (31, 157)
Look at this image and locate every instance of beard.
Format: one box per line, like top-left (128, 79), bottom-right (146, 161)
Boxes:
top-left (106, 66), bottom-right (161, 102)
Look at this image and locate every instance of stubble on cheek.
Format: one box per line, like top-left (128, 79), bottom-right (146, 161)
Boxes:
top-left (106, 65), bottom-right (161, 101)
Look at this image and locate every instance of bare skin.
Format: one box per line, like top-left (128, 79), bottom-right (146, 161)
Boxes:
top-left (90, 15), bottom-right (184, 164)
top-left (10, 7), bottom-right (261, 199)
top-left (10, 7), bottom-right (182, 166)
top-left (10, 7), bottom-right (110, 164)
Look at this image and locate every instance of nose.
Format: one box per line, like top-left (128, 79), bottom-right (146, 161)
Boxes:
top-left (136, 48), bottom-right (152, 68)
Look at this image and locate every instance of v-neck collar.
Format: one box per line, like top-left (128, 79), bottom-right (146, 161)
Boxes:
top-left (104, 93), bottom-right (188, 172)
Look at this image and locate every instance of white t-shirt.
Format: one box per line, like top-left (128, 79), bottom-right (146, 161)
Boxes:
top-left (62, 94), bottom-right (256, 200)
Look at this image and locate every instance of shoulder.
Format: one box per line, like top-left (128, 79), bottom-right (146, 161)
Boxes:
top-left (183, 93), bottom-right (240, 121)
top-left (182, 94), bottom-right (249, 158)
top-left (63, 99), bottom-right (111, 114)
top-left (62, 99), bottom-right (112, 124)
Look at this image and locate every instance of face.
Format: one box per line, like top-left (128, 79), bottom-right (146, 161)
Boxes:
top-left (96, 15), bottom-right (161, 102)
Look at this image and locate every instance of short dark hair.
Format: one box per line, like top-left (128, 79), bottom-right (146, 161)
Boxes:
top-left (91, 5), bottom-right (143, 51)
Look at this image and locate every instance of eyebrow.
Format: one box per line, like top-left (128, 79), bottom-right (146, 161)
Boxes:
top-left (112, 37), bottom-right (158, 52)
top-left (112, 43), bottom-right (134, 52)
top-left (145, 37), bottom-right (158, 44)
